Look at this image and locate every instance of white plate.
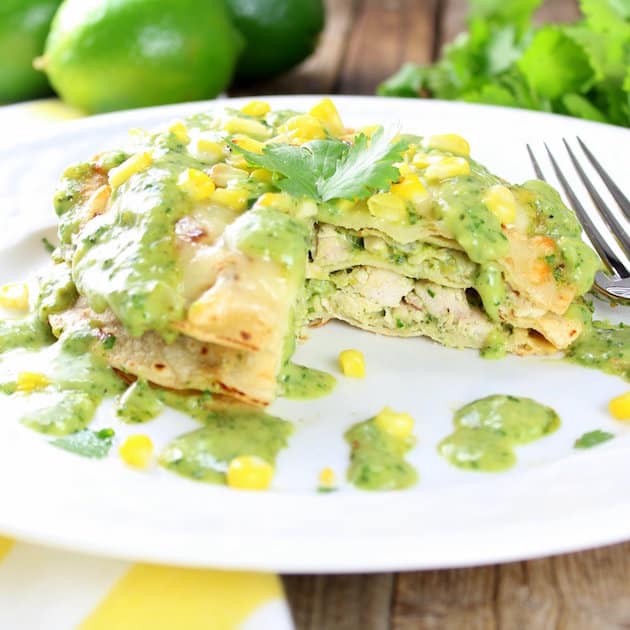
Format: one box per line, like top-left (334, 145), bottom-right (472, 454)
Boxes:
top-left (0, 96), bottom-right (629, 573)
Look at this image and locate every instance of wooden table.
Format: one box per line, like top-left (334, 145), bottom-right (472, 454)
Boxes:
top-left (236, 1), bottom-right (630, 627)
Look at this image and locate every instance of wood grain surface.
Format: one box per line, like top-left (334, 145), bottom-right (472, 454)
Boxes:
top-left (243, 1), bottom-right (629, 628)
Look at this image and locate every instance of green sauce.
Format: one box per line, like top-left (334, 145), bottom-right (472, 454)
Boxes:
top-left (566, 321), bottom-right (630, 381)
top-left (1, 324), bottom-right (125, 436)
top-left (474, 263), bottom-right (505, 323)
top-left (278, 363), bottom-right (336, 399)
top-left (439, 394), bottom-right (560, 472)
top-left (344, 418), bottom-right (417, 490)
top-left (0, 315), bottom-right (53, 353)
top-left (116, 379), bottom-right (163, 423)
top-left (160, 407), bottom-right (292, 484)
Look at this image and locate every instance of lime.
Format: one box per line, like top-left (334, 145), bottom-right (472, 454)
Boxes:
top-left (0, 0), bottom-right (62, 103)
top-left (228, 0), bottom-right (325, 82)
top-left (42, 0), bottom-right (243, 113)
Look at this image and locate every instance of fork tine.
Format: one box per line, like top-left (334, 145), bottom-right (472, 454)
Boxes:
top-left (543, 143), bottom-right (628, 278)
top-left (562, 139), bottom-right (629, 256)
top-left (526, 144), bottom-right (546, 181)
top-left (577, 137), bottom-right (630, 220)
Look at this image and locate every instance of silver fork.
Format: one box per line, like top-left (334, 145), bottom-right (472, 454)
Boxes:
top-left (526, 138), bottom-right (630, 303)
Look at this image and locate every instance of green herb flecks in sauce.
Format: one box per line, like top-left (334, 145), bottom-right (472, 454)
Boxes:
top-left (439, 394), bottom-right (560, 472)
top-left (0, 315), bottom-right (53, 353)
top-left (344, 417), bottom-right (417, 490)
top-left (566, 321), bottom-right (630, 381)
top-left (160, 405), bottom-right (292, 484)
top-left (116, 379), bottom-right (163, 423)
top-left (278, 363), bottom-right (336, 399)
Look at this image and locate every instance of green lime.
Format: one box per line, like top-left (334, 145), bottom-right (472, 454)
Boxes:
top-left (0, 0), bottom-right (62, 103)
top-left (42, 0), bottom-right (243, 113)
top-left (228, 0), bottom-right (325, 82)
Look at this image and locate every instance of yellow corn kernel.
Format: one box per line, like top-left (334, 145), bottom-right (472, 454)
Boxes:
top-left (279, 115), bottom-right (327, 141)
top-left (390, 174), bottom-right (430, 205)
top-left (424, 156), bottom-right (470, 182)
top-left (367, 192), bottom-right (407, 222)
top-left (225, 154), bottom-right (250, 170)
top-left (177, 168), bottom-right (215, 201)
top-left (483, 184), bottom-right (517, 225)
top-left (223, 117), bottom-right (271, 139)
top-left (250, 168), bottom-right (273, 183)
top-left (119, 434), bottom-right (154, 469)
top-left (168, 120), bottom-right (189, 143)
top-left (374, 406), bottom-right (415, 439)
top-left (339, 349), bottom-right (366, 378)
top-left (209, 163), bottom-right (249, 187)
top-left (240, 100), bottom-right (271, 117)
top-left (108, 152), bottom-right (152, 188)
top-left (427, 133), bottom-right (470, 156)
top-left (16, 372), bottom-right (50, 392)
top-left (231, 134), bottom-right (264, 154)
top-left (210, 187), bottom-right (249, 212)
top-left (318, 467), bottom-right (336, 488)
top-left (411, 152), bottom-right (432, 169)
top-left (609, 391), bottom-right (630, 420)
top-left (192, 135), bottom-right (225, 162)
top-left (0, 282), bottom-right (29, 310)
top-left (309, 98), bottom-right (344, 135)
top-left (397, 163), bottom-right (415, 178)
top-left (255, 192), bottom-right (294, 212)
top-left (227, 455), bottom-right (274, 490)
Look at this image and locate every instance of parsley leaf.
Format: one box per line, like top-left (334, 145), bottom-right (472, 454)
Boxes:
top-left (51, 428), bottom-right (115, 459)
top-left (574, 429), bottom-right (614, 449)
top-left (233, 127), bottom-right (409, 202)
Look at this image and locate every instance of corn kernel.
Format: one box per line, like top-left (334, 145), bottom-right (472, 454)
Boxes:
top-left (231, 134), bottom-right (264, 154)
top-left (390, 174), bottom-right (430, 205)
top-left (483, 184), bottom-right (517, 225)
top-left (318, 467), bottom-right (336, 488)
top-left (210, 187), bottom-right (249, 212)
top-left (367, 192), bottom-right (407, 222)
top-left (0, 282), bottom-right (29, 310)
top-left (223, 117), bottom-right (271, 139)
top-left (108, 152), bottom-right (153, 188)
top-left (424, 156), bottom-right (470, 182)
top-left (16, 372), bottom-right (50, 392)
top-left (209, 163), bottom-right (249, 187)
top-left (278, 115), bottom-right (327, 141)
top-left (609, 391), bottom-right (630, 420)
top-left (177, 168), bottom-right (216, 201)
top-left (119, 434), bottom-right (153, 469)
top-left (192, 134), bottom-right (225, 162)
top-left (240, 100), bottom-right (271, 117)
top-left (427, 134), bottom-right (470, 156)
top-left (255, 192), bottom-right (294, 212)
top-left (227, 455), bottom-right (274, 490)
top-left (250, 168), bottom-right (273, 183)
top-left (168, 120), bottom-right (189, 143)
top-left (309, 98), bottom-right (344, 135)
top-left (374, 406), bottom-right (415, 439)
top-left (339, 349), bottom-right (366, 378)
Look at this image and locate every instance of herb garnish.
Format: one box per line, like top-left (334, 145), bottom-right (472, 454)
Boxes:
top-left (574, 429), bottom-right (614, 449)
top-left (232, 127), bottom-right (409, 202)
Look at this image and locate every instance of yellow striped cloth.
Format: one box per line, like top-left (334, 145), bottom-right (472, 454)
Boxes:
top-left (0, 100), bottom-right (293, 630)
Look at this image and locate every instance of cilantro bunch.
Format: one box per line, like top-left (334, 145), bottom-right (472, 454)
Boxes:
top-left (378, 0), bottom-right (630, 127)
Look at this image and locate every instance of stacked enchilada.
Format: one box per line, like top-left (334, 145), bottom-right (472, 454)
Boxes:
top-left (47, 99), bottom-right (599, 407)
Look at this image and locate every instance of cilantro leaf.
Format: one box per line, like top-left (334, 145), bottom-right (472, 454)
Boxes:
top-left (233, 127), bottom-right (409, 202)
top-left (318, 127), bottom-right (408, 201)
top-left (51, 428), bottom-right (115, 459)
top-left (574, 429), bottom-right (614, 449)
